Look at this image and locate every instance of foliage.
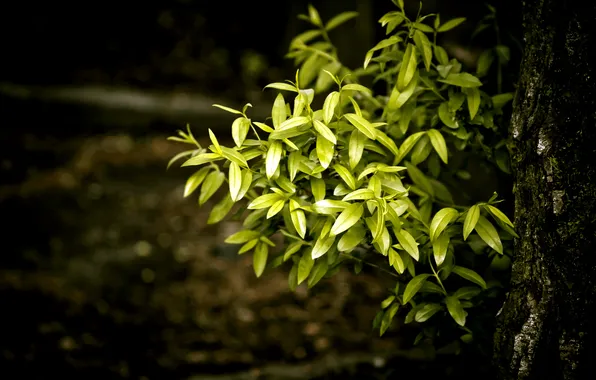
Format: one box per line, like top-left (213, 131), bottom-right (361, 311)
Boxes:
top-left (168, 0), bottom-right (516, 350)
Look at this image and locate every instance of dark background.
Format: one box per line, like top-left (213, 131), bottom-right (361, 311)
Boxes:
top-left (0, 1), bottom-right (520, 379)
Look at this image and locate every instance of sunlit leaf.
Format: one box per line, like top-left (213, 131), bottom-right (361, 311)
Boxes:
top-left (325, 11), bottom-right (359, 31)
top-left (266, 141), bottom-right (283, 179)
top-left (344, 113), bottom-right (377, 139)
top-left (463, 205), bottom-right (480, 240)
top-left (330, 203), bottom-right (364, 236)
top-left (380, 304), bottom-right (399, 336)
top-left (415, 303), bottom-right (443, 323)
top-left (403, 274), bottom-right (431, 304)
top-left (312, 235), bottom-right (335, 259)
top-left (475, 215), bottom-right (503, 254)
top-left (291, 209), bottom-right (307, 239)
top-left (316, 135), bottom-right (334, 169)
top-left (429, 207), bottom-right (459, 241)
top-left (199, 171), bottom-right (226, 205)
top-left (208, 194), bottom-right (234, 224)
top-left (432, 233), bottom-right (450, 266)
top-left (313, 120), bottom-right (337, 144)
top-left (265, 82), bottom-right (298, 92)
top-left (253, 243), bottom-right (269, 277)
top-left (452, 265), bottom-right (487, 289)
top-left (323, 91), bottom-right (340, 124)
top-left (445, 296), bottom-right (467, 326)
top-left (184, 167), bottom-right (211, 197)
top-left (437, 17), bottom-right (466, 32)
top-left (396, 229), bottom-right (419, 261)
top-left (426, 129), bottom-right (448, 164)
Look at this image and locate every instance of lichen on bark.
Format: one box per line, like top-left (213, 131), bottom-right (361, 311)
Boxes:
top-left (494, 1), bottom-right (596, 379)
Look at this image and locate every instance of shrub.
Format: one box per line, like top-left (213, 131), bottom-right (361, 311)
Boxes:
top-left (168, 0), bottom-right (516, 348)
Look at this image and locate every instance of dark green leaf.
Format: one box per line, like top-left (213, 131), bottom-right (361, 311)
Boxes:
top-left (380, 304), bottom-right (399, 336)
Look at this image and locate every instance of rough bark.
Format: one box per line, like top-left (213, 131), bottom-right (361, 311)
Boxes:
top-left (493, 1), bottom-right (596, 379)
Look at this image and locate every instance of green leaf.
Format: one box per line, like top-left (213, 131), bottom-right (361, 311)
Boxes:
top-left (426, 129), bottom-right (448, 164)
top-left (363, 35), bottom-right (401, 69)
top-left (272, 93), bottom-right (286, 128)
top-left (389, 248), bottom-right (405, 274)
top-left (220, 146), bottom-right (249, 168)
top-left (253, 243), bottom-right (269, 278)
top-left (445, 296), bottom-right (467, 326)
top-left (182, 152), bottom-right (222, 167)
top-left (475, 215), bottom-right (503, 254)
top-left (380, 304), bottom-right (399, 336)
top-left (248, 193), bottom-right (283, 210)
top-left (333, 164), bottom-right (356, 190)
top-left (463, 205), bottom-right (480, 240)
top-left (325, 11), bottom-right (359, 31)
top-left (310, 178), bottom-right (325, 203)
top-left (307, 260), bottom-right (329, 288)
top-left (279, 116), bottom-right (310, 130)
top-left (208, 129), bottom-right (222, 154)
top-left (316, 135), bottom-right (334, 169)
top-left (492, 93), bottom-right (514, 110)
top-left (225, 230), bottom-right (261, 244)
top-left (312, 235), bottom-right (335, 259)
top-left (432, 233), bottom-right (450, 266)
top-left (433, 45), bottom-right (449, 66)
top-left (208, 194), bottom-right (234, 224)
top-left (394, 131), bottom-right (425, 164)
top-left (308, 4), bottom-right (322, 26)
top-left (199, 171), bottom-right (225, 205)
top-left (485, 204), bottom-right (514, 228)
top-left (313, 120), bottom-right (337, 144)
top-left (184, 167), bottom-right (211, 197)
top-left (405, 161), bottom-right (434, 197)
top-left (438, 102), bottom-right (458, 129)
top-left (437, 17), bottom-right (466, 32)
top-left (429, 207), bottom-right (459, 241)
top-left (235, 169), bottom-right (252, 201)
top-left (466, 87), bottom-right (481, 120)
top-left (397, 43), bottom-right (417, 91)
top-left (342, 83), bottom-right (373, 96)
top-left (323, 91), bottom-right (340, 124)
top-left (291, 210), bottom-right (307, 239)
top-left (265, 82), bottom-right (298, 92)
top-left (375, 130), bottom-right (400, 156)
top-left (415, 303), bottom-right (443, 323)
top-left (266, 199), bottom-right (285, 219)
top-left (395, 229), bottom-right (419, 261)
top-left (452, 265), bottom-right (487, 289)
top-left (438, 73), bottom-right (482, 88)
top-left (381, 295), bottom-right (395, 309)
top-left (313, 199), bottom-right (349, 214)
top-left (287, 152), bottom-right (304, 182)
top-left (266, 141), bottom-right (283, 179)
top-left (231, 117), bottom-right (250, 147)
top-left (298, 252), bottom-right (314, 285)
top-left (283, 240), bottom-right (304, 261)
top-left (330, 203), bottom-right (364, 236)
top-left (403, 274), bottom-right (431, 304)
top-left (342, 188), bottom-right (375, 202)
top-left (338, 224), bottom-right (366, 252)
top-left (344, 113), bottom-right (377, 139)
top-left (349, 129), bottom-right (366, 169)
top-left (228, 162), bottom-right (242, 201)
top-left (253, 121), bottom-right (274, 133)
top-left (413, 30), bottom-right (432, 71)
top-left (212, 104), bottom-right (243, 115)
top-left (452, 286), bottom-right (482, 300)
top-left (476, 49), bottom-right (495, 77)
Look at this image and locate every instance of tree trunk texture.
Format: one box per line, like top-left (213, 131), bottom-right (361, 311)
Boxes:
top-left (494, 1), bottom-right (596, 379)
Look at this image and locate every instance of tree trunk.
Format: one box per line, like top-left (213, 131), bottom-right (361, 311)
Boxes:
top-left (493, 1), bottom-right (596, 379)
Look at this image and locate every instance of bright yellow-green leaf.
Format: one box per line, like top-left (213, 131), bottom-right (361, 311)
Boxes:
top-left (463, 205), bottom-right (480, 240)
top-left (445, 296), bottom-right (467, 326)
top-left (438, 73), bottom-right (482, 88)
top-left (235, 169), bottom-right (252, 201)
top-left (313, 199), bottom-right (349, 214)
top-left (342, 188), bottom-right (375, 202)
top-left (248, 193), bottom-right (283, 210)
top-left (395, 131), bottom-right (425, 164)
top-left (415, 303), bottom-right (443, 323)
top-left (316, 135), bottom-right (334, 169)
top-left (333, 164), bottom-right (356, 190)
top-left (437, 17), bottom-right (466, 32)
top-left (475, 215), bottom-right (503, 254)
top-left (313, 120), bottom-right (337, 144)
top-left (208, 129), bottom-right (222, 154)
top-left (402, 274), bottom-right (431, 304)
top-left (267, 199), bottom-right (285, 219)
top-left (207, 194), bottom-right (234, 224)
top-left (397, 43), bottom-right (417, 91)
top-left (184, 167), bottom-right (211, 197)
top-left (279, 116), bottom-right (310, 130)
top-left (212, 104), bottom-right (243, 115)
top-left (330, 203), bottom-right (364, 236)
top-left (182, 152), bottom-right (222, 167)
top-left (265, 82), bottom-right (298, 92)
top-left (466, 87), bottom-right (481, 119)
top-left (342, 83), bottom-right (373, 96)
top-left (308, 259), bottom-right (329, 288)
top-left (410, 134), bottom-right (432, 166)
top-left (394, 71), bottom-right (419, 108)
top-left (426, 129), bottom-right (449, 164)
top-left (325, 11), bottom-right (359, 31)
top-left (429, 207), bottom-right (459, 241)
top-left (199, 171), bottom-right (225, 206)
top-left (323, 91), bottom-right (340, 124)
top-left (231, 117), bottom-right (250, 147)
top-left (438, 102), bottom-right (458, 129)
top-left (287, 151), bottom-right (303, 182)
top-left (433, 45), bottom-right (449, 65)
top-left (344, 113), bottom-right (377, 139)
top-left (485, 204), bottom-right (514, 228)
top-left (253, 121), bottom-right (274, 133)
top-left (307, 4), bottom-right (322, 26)
top-left (253, 243), bottom-right (268, 277)
top-left (266, 141), bottom-right (283, 179)
top-left (452, 265), bottom-right (487, 289)
top-left (311, 177), bottom-right (326, 202)
top-left (432, 233), bottom-right (450, 266)
top-left (220, 146), bottom-right (248, 168)
top-left (312, 235), bottom-right (335, 259)
top-left (225, 229), bottom-right (261, 244)
top-left (291, 209), bottom-right (307, 239)
top-left (413, 30), bottom-right (432, 71)
top-left (375, 130), bottom-right (400, 156)
top-left (338, 224), bottom-right (366, 252)
top-left (239, 239), bottom-right (258, 254)
top-left (272, 93), bottom-right (286, 128)
top-left (349, 129), bottom-right (366, 169)
top-left (389, 248), bottom-right (405, 274)
top-left (396, 229), bottom-right (420, 261)
top-left (228, 162), bottom-right (242, 200)
top-left (283, 240), bottom-right (304, 261)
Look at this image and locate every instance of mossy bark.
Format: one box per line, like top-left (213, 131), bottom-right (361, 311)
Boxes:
top-left (493, 1), bottom-right (596, 379)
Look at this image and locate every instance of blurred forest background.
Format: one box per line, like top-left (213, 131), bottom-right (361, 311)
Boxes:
top-left (0, 1), bottom-right (519, 379)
